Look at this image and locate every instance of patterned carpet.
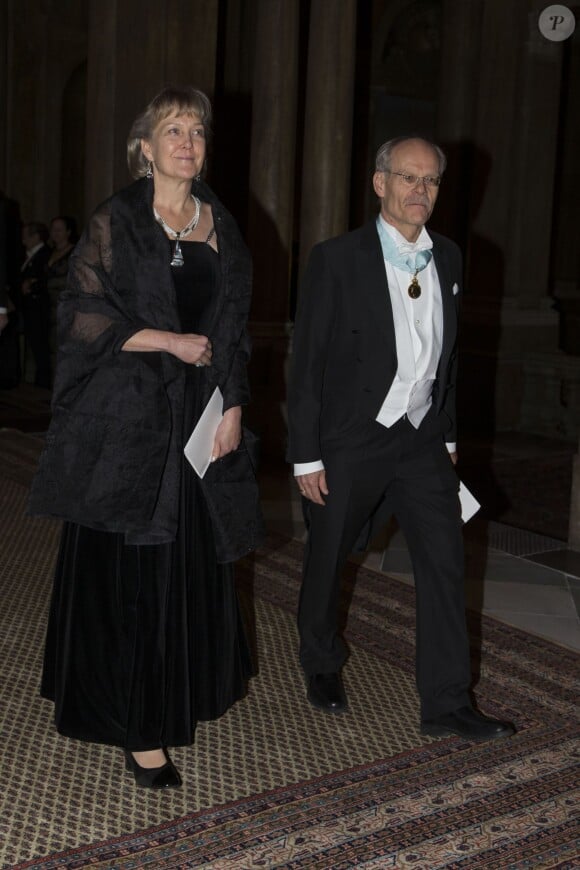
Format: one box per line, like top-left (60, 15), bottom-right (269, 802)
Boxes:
top-left (0, 433), bottom-right (579, 868)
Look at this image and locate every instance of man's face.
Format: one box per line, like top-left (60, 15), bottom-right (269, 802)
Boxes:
top-left (372, 139), bottom-right (441, 242)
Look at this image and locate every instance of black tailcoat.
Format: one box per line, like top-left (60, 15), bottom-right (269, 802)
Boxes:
top-left (287, 219), bottom-right (462, 464)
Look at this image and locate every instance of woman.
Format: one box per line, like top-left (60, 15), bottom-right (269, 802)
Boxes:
top-left (46, 216), bottom-right (77, 285)
top-left (29, 87), bottom-right (263, 788)
top-left (46, 216), bottom-right (78, 373)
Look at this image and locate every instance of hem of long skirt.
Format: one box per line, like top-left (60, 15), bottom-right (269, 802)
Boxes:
top-left (39, 687), bottom-right (251, 750)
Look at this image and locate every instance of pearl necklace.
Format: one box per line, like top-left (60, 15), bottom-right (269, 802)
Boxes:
top-left (153, 195), bottom-right (201, 267)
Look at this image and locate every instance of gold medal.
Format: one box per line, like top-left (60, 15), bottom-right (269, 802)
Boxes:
top-left (408, 272), bottom-right (421, 299)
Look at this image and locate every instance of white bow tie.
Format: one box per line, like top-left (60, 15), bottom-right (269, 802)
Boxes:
top-left (398, 240), bottom-right (433, 256)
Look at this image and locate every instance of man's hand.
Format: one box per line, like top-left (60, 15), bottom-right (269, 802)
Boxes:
top-left (296, 470), bottom-right (329, 506)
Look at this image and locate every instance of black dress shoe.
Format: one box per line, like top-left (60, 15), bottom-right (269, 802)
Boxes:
top-left (307, 672), bottom-right (348, 712)
top-left (124, 749), bottom-right (182, 788)
top-left (421, 706), bottom-right (515, 742)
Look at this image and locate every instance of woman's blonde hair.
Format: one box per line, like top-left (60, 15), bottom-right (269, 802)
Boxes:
top-left (127, 86), bottom-right (212, 179)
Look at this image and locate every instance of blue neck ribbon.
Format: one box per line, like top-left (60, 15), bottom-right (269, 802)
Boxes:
top-left (376, 217), bottom-right (432, 275)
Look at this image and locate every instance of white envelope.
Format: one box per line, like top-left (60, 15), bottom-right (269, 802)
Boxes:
top-left (459, 481), bottom-right (480, 523)
top-left (183, 386), bottom-right (224, 478)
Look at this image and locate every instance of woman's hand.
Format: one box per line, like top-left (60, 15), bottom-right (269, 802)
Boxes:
top-left (212, 406), bottom-right (242, 461)
top-left (122, 329), bottom-right (212, 366)
top-left (168, 333), bottom-right (212, 366)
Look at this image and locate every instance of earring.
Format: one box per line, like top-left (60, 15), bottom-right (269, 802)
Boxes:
top-left (195, 174), bottom-right (201, 182)
top-left (146, 162), bottom-right (153, 179)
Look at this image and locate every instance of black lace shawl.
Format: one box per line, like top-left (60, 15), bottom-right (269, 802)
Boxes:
top-left (29, 177), bottom-right (263, 559)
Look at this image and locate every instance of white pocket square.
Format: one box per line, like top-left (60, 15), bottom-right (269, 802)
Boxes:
top-left (452, 282), bottom-right (460, 295)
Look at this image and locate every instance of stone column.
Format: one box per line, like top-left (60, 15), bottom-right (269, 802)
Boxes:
top-left (553, 32), bottom-right (580, 296)
top-left (85, 0), bottom-right (219, 214)
top-left (502, 5), bottom-right (577, 440)
top-left (552, 30), bottom-right (580, 355)
top-left (165, 0), bottom-right (218, 97)
top-left (245, 0), bottom-right (299, 456)
top-left (450, 0), bottom-right (572, 438)
top-left (0, 1), bottom-right (8, 190)
top-left (504, 8), bottom-right (563, 304)
top-left (1, 1), bottom-right (87, 222)
top-left (437, 0), bottom-right (483, 141)
top-left (85, 0), bottom-right (116, 219)
top-left (3, 1), bottom-right (50, 220)
top-left (247, 0), bottom-right (299, 324)
top-left (436, 0), bottom-right (483, 250)
top-left (570, 435), bottom-right (580, 551)
top-left (465, 1), bottom-right (562, 305)
top-left (469, 0), bottom-right (530, 296)
top-left (298, 0), bottom-right (357, 281)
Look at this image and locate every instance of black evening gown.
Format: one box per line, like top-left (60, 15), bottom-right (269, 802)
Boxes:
top-left (41, 240), bottom-right (253, 750)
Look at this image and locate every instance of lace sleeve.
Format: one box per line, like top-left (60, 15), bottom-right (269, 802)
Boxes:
top-left (58, 203), bottom-right (147, 357)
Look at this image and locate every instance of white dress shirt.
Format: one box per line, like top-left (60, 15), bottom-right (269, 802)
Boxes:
top-left (375, 218), bottom-right (441, 429)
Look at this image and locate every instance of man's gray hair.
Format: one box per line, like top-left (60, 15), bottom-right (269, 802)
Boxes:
top-left (375, 137), bottom-right (447, 175)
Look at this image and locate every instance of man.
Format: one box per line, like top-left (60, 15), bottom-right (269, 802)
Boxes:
top-left (19, 222), bottom-right (51, 388)
top-left (287, 137), bottom-right (514, 741)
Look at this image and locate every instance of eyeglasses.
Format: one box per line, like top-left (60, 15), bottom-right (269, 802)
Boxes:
top-left (386, 170), bottom-right (441, 188)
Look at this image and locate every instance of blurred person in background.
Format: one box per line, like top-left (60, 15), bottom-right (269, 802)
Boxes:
top-left (19, 222), bottom-right (51, 388)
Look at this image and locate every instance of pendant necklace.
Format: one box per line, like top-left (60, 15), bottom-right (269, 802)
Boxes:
top-left (408, 271), bottom-right (422, 299)
top-left (154, 195), bottom-right (201, 267)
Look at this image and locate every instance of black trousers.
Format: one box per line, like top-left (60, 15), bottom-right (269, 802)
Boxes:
top-left (297, 414), bottom-right (472, 720)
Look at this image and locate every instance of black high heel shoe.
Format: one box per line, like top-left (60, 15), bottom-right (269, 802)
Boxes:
top-left (124, 749), bottom-right (182, 789)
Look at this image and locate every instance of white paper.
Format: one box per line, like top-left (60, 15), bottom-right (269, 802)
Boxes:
top-left (183, 386), bottom-right (223, 478)
top-left (459, 481), bottom-right (480, 523)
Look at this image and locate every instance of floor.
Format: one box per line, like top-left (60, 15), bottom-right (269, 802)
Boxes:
top-left (259, 464), bottom-right (580, 653)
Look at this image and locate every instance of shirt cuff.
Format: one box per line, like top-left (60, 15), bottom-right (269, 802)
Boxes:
top-left (446, 442), bottom-right (457, 453)
top-left (294, 460), bottom-right (325, 476)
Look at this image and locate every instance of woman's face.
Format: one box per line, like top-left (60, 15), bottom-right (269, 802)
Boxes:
top-left (50, 219), bottom-right (70, 248)
top-left (141, 111), bottom-right (206, 182)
